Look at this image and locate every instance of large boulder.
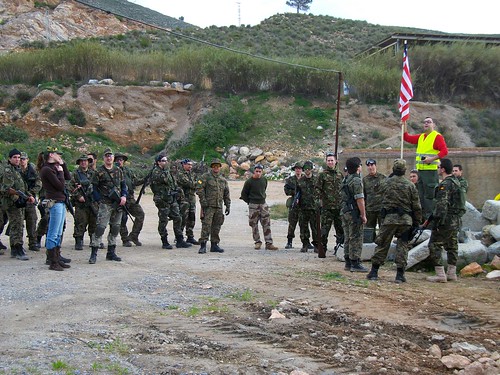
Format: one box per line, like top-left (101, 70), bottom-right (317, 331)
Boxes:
top-left (335, 243), bottom-right (376, 261)
top-left (487, 241), bottom-right (500, 261)
top-left (482, 200), bottom-right (500, 224)
top-left (462, 202), bottom-right (491, 231)
top-left (456, 241), bottom-right (489, 269)
top-left (407, 240), bottom-right (430, 269)
top-left (489, 224), bottom-right (500, 241)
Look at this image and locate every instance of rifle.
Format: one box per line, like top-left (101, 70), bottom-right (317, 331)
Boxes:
top-left (136, 164), bottom-right (155, 205)
top-left (77, 185), bottom-right (98, 216)
top-left (291, 188), bottom-right (301, 209)
top-left (333, 234), bottom-right (344, 255)
top-left (108, 187), bottom-right (135, 224)
top-left (410, 215), bottom-right (434, 245)
top-left (10, 189), bottom-right (35, 208)
top-left (316, 205), bottom-right (325, 258)
top-left (63, 187), bottom-right (75, 217)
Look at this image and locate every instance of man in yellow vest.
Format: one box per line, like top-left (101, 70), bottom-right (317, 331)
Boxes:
top-left (404, 117), bottom-right (448, 219)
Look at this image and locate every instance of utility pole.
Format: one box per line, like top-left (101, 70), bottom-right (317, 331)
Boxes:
top-left (236, 2), bottom-right (241, 26)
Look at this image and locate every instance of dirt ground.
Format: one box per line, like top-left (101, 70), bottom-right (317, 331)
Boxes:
top-left (0, 181), bottom-right (499, 375)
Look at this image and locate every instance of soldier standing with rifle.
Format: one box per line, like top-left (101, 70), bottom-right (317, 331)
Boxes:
top-left (367, 159), bottom-right (422, 283)
top-left (177, 158), bottom-right (200, 245)
top-left (19, 152), bottom-right (42, 251)
top-left (296, 161), bottom-right (319, 253)
top-left (283, 161), bottom-right (303, 249)
top-left (69, 154), bottom-right (97, 250)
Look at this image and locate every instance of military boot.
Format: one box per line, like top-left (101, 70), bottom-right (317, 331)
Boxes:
top-left (367, 264), bottom-right (379, 280)
top-left (395, 268), bottom-right (406, 283)
top-left (59, 252), bottom-right (71, 264)
top-left (344, 258), bottom-right (351, 271)
top-left (210, 242), bottom-right (224, 253)
top-left (176, 236), bottom-right (192, 248)
top-left (35, 236), bottom-right (42, 250)
top-left (130, 237), bottom-right (142, 246)
top-left (350, 259), bottom-right (368, 273)
top-left (426, 266), bottom-right (447, 283)
top-left (186, 236), bottom-right (199, 245)
top-left (56, 247), bottom-right (70, 268)
top-left (106, 245), bottom-right (122, 261)
top-left (446, 265), bottom-right (458, 282)
top-left (48, 248), bottom-right (64, 271)
top-left (15, 244), bottom-right (29, 261)
top-left (198, 241), bottom-right (207, 254)
top-left (122, 240), bottom-right (133, 247)
top-left (45, 250), bottom-right (50, 265)
top-left (300, 242), bottom-right (308, 253)
top-left (28, 241), bottom-right (39, 251)
top-left (161, 236), bottom-right (173, 249)
top-left (285, 238), bottom-right (293, 249)
top-left (89, 247), bottom-right (98, 264)
top-left (74, 237), bottom-right (84, 251)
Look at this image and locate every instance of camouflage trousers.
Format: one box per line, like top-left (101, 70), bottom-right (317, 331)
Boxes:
top-left (428, 216), bottom-right (460, 266)
top-left (73, 204), bottom-right (97, 238)
top-left (0, 207), bottom-right (7, 234)
top-left (5, 205), bottom-right (25, 247)
top-left (366, 210), bottom-right (382, 242)
top-left (320, 208), bottom-right (344, 249)
top-left (180, 196), bottom-right (196, 238)
top-left (199, 207), bottom-right (224, 244)
top-left (248, 203), bottom-right (273, 244)
top-left (155, 201), bottom-right (182, 240)
top-left (36, 204), bottom-right (48, 238)
top-left (287, 207), bottom-right (301, 240)
top-left (341, 212), bottom-right (363, 261)
top-left (299, 208), bottom-right (318, 246)
top-left (120, 198), bottom-right (145, 242)
top-left (24, 203), bottom-right (38, 247)
top-left (90, 203), bottom-right (123, 247)
top-left (372, 223), bottom-right (412, 268)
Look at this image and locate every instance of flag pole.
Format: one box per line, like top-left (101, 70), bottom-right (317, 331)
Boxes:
top-left (399, 40), bottom-right (413, 160)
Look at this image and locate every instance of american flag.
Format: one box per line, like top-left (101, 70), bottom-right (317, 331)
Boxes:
top-left (399, 43), bottom-right (413, 122)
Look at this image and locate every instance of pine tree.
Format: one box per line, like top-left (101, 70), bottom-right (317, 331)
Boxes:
top-left (286, 0), bottom-right (313, 13)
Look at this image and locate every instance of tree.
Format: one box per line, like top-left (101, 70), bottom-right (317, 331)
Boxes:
top-left (286, 0), bottom-right (313, 13)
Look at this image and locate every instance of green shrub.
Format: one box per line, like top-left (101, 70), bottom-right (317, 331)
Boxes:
top-left (0, 125), bottom-right (29, 143)
top-left (67, 106), bottom-right (86, 126)
top-left (49, 108), bottom-right (66, 123)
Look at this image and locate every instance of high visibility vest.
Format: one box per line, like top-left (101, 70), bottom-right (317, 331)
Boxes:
top-left (415, 130), bottom-right (440, 170)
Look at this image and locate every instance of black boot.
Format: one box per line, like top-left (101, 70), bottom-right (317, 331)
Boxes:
top-left (106, 245), bottom-right (122, 261)
top-left (89, 247), bottom-right (98, 264)
top-left (56, 247), bottom-right (70, 268)
top-left (350, 259), bottom-right (368, 273)
top-left (45, 250), bottom-right (50, 265)
top-left (187, 236), bottom-right (199, 245)
top-left (176, 236), bottom-right (192, 248)
top-left (210, 242), bottom-right (224, 253)
top-left (198, 241), bottom-right (207, 254)
top-left (300, 242), bottom-right (308, 253)
top-left (344, 258), bottom-right (351, 271)
top-left (59, 252), bottom-right (71, 264)
top-left (395, 268), bottom-right (406, 283)
top-left (48, 248), bottom-right (64, 271)
top-left (75, 237), bottom-right (84, 251)
top-left (161, 236), bottom-right (173, 249)
top-left (367, 264), bottom-right (379, 280)
top-left (15, 244), bottom-right (29, 261)
top-left (35, 236), bottom-right (42, 250)
top-left (285, 238), bottom-right (293, 249)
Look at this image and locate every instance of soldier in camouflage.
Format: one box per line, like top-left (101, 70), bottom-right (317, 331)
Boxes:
top-left (452, 164), bottom-right (469, 193)
top-left (315, 152), bottom-right (344, 252)
top-left (150, 154), bottom-right (191, 250)
top-left (69, 154), bottom-right (97, 250)
top-left (341, 157), bottom-right (368, 272)
top-left (89, 148), bottom-right (127, 264)
top-left (196, 158), bottom-right (230, 254)
top-left (0, 149), bottom-right (36, 260)
top-left (177, 158), bottom-right (199, 245)
top-left (283, 161), bottom-right (303, 249)
top-left (367, 159), bottom-right (422, 283)
top-left (363, 159), bottom-right (386, 242)
top-left (115, 153), bottom-right (146, 247)
top-left (427, 158), bottom-right (466, 283)
top-left (297, 160), bottom-right (319, 253)
top-left (20, 152), bottom-right (42, 251)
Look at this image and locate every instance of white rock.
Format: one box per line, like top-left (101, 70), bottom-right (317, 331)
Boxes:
top-left (489, 225), bottom-right (500, 241)
top-left (239, 146), bottom-right (250, 156)
top-left (463, 202), bottom-right (491, 231)
top-left (485, 270), bottom-right (500, 280)
top-left (269, 309), bottom-right (286, 319)
top-left (441, 354), bottom-right (471, 369)
top-left (482, 200), bottom-right (500, 224)
top-left (429, 344), bottom-right (442, 358)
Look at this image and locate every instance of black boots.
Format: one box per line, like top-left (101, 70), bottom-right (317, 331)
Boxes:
top-left (75, 236), bottom-right (84, 250)
top-left (89, 247), bottom-right (98, 264)
top-left (395, 268), bottom-right (406, 283)
top-left (285, 238), bottom-right (293, 249)
top-left (344, 258), bottom-right (351, 271)
top-left (161, 236), bottom-right (173, 249)
top-left (367, 264), bottom-right (380, 280)
top-left (48, 248), bottom-right (64, 271)
top-left (210, 242), bottom-right (224, 253)
top-left (187, 236), bottom-right (199, 245)
top-left (106, 245), bottom-right (122, 261)
top-left (176, 236), bottom-right (192, 248)
top-left (198, 241), bottom-right (207, 254)
top-left (350, 259), bottom-right (368, 273)
top-left (13, 244), bottom-right (29, 261)
top-left (300, 242), bottom-right (308, 253)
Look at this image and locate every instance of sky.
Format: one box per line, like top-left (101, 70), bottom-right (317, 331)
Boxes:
top-left (129, 0), bottom-right (499, 34)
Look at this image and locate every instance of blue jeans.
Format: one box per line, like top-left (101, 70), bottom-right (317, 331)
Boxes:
top-left (46, 202), bottom-right (66, 250)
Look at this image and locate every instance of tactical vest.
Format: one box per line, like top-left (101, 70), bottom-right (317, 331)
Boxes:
top-left (449, 176), bottom-right (467, 217)
top-left (415, 130), bottom-right (440, 170)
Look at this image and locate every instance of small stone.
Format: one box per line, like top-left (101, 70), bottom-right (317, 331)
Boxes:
top-left (429, 344), bottom-right (442, 358)
top-left (441, 354), bottom-right (471, 369)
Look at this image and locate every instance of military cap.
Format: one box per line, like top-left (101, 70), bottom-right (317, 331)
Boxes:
top-left (291, 161), bottom-right (303, 170)
top-left (303, 160), bottom-right (314, 170)
top-left (8, 148), bottom-right (21, 158)
top-left (253, 163), bottom-right (264, 170)
top-left (393, 158), bottom-right (407, 172)
top-left (87, 152), bottom-right (97, 159)
top-left (20, 152), bottom-right (28, 159)
top-left (366, 158), bottom-right (376, 166)
top-left (46, 146), bottom-right (63, 155)
top-left (76, 154), bottom-right (89, 164)
top-left (210, 158), bottom-right (222, 167)
top-left (103, 147), bottom-right (113, 155)
top-left (114, 152), bottom-right (128, 161)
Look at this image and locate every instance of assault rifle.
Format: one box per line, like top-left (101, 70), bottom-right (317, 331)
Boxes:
top-left (63, 187), bottom-right (75, 217)
top-left (333, 234), bottom-right (344, 255)
top-left (291, 188), bottom-right (301, 209)
top-left (410, 215), bottom-right (434, 245)
top-left (9, 188), bottom-right (35, 208)
top-left (136, 164), bottom-right (156, 205)
top-left (76, 185), bottom-right (98, 216)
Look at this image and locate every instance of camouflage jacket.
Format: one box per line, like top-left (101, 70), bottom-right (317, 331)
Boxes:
top-left (341, 173), bottom-right (364, 212)
top-left (315, 167), bottom-right (342, 209)
top-left (380, 175), bottom-right (422, 226)
top-left (296, 174), bottom-right (317, 210)
top-left (284, 175), bottom-right (300, 197)
top-left (457, 176), bottom-right (469, 193)
top-left (433, 175), bottom-right (464, 224)
top-left (363, 172), bottom-right (386, 212)
top-left (92, 165), bottom-right (127, 204)
top-left (121, 166), bottom-right (146, 200)
top-left (20, 162), bottom-right (42, 197)
top-left (0, 162), bottom-right (29, 208)
top-left (150, 165), bottom-right (180, 204)
top-left (196, 170), bottom-right (230, 209)
top-left (176, 168), bottom-right (197, 200)
top-left (69, 167), bottom-right (95, 203)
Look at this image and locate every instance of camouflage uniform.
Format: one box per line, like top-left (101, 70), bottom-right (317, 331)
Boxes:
top-left (428, 175), bottom-right (463, 267)
top-left (0, 161), bottom-right (29, 255)
top-left (150, 164), bottom-right (183, 246)
top-left (340, 173), bottom-right (364, 261)
top-left (196, 169), bottom-right (230, 245)
top-left (363, 172), bottom-right (386, 240)
top-left (177, 166), bottom-right (198, 240)
top-left (69, 166), bottom-right (97, 244)
top-left (284, 174), bottom-right (302, 244)
top-left (119, 165), bottom-right (145, 245)
top-left (297, 174), bottom-right (318, 249)
top-left (371, 175), bottom-right (422, 269)
top-left (316, 166), bottom-right (344, 250)
top-left (90, 164), bottom-right (127, 248)
top-left (457, 176), bottom-right (469, 193)
top-left (20, 162), bottom-right (42, 250)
